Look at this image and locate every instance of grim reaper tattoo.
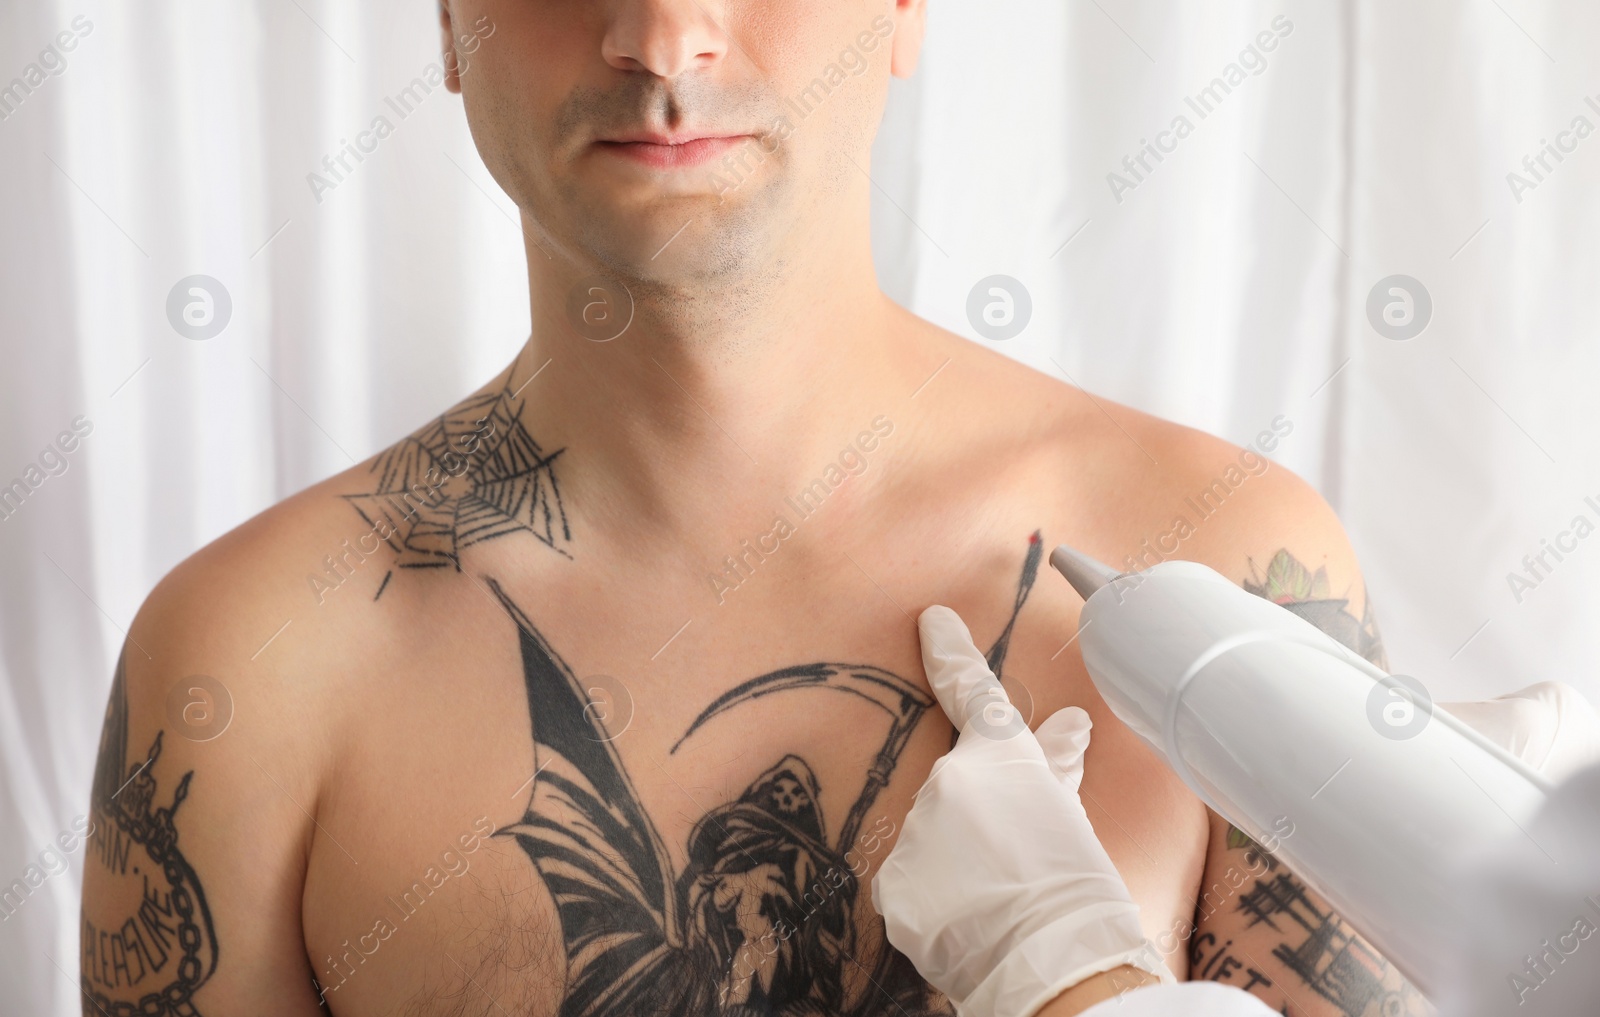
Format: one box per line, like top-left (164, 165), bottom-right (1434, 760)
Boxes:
top-left (493, 532), bottom-right (1044, 1017)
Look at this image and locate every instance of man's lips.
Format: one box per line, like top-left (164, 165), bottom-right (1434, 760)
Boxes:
top-left (593, 133), bottom-right (753, 170)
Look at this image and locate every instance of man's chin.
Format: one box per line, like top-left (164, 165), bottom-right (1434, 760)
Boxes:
top-left (568, 188), bottom-right (785, 287)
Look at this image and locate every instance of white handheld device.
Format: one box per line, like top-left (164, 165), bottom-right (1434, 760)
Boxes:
top-left (1049, 545), bottom-right (1553, 997)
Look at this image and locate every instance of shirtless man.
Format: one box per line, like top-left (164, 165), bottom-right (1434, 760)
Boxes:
top-left (79, 1), bottom-right (1426, 1014)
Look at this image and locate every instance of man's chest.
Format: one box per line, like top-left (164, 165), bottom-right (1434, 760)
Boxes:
top-left (298, 562), bottom-right (989, 1016)
top-left (298, 528), bottom-right (1201, 1013)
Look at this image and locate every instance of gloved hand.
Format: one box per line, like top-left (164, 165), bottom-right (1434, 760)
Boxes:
top-left (870, 605), bottom-right (1173, 1017)
top-left (1440, 680), bottom-right (1600, 782)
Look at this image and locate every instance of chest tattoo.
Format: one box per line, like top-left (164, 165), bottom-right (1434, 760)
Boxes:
top-left (492, 531), bottom-right (1043, 1017)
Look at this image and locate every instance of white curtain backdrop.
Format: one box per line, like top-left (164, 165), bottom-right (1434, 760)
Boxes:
top-left (3, 1), bottom-right (1597, 1012)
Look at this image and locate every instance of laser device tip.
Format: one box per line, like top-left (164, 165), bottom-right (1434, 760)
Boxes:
top-left (1050, 544), bottom-right (1123, 600)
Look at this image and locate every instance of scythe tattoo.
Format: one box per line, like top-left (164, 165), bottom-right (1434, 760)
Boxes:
top-left (493, 531), bottom-right (1044, 1017)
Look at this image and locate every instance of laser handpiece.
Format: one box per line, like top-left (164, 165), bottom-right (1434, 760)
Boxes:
top-left (1048, 544), bottom-right (1553, 998)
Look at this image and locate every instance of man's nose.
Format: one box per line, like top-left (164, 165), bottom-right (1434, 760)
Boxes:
top-left (601, 0), bottom-right (731, 78)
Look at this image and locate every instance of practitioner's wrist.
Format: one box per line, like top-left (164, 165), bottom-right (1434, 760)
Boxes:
top-left (1031, 965), bottom-right (1161, 1017)
top-left (960, 902), bottom-right (1173, 1017)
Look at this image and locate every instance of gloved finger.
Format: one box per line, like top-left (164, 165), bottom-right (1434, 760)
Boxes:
top-left (917, 605), bottom-right (1026, 743)
top-left (1034, 706), bottom-right (1093, 791)
top-left (1441, 681), bottom-right (1600, 784)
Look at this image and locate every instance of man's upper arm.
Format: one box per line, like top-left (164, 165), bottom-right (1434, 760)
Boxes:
top-left (80, 555), bottom-right (328, 1014)
top-left (1159, 435), bottom-right (1431, 1015)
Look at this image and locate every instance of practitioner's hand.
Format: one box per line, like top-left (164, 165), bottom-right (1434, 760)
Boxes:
top-left (1441, 680), bottom-right (1600, 782)
top-left (870, 605), bottom-right (1173, 1017)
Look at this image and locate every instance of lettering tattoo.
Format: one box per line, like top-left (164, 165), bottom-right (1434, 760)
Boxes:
top-left (1190, 930), bottom-right (1277, 994)
top-left (491, 531), bottom-right (1044, 1016)
top-left (343, 372), bottom-right (572, 598)
top-left (81, 656), bottom-right (218, 1015)
top-left (1233, 859), bottom-right (1423, 1016)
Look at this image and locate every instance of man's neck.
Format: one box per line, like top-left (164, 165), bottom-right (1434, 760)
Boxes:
top-left (506, 192), bottom-right (927, 548)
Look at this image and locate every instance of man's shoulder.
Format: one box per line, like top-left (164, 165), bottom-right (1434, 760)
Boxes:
top-left (1072, 400), bottom-right (1326, 524)
top-left (121, 464), bottom-right (377, 695)
top-left (935, 328), bottom-right (1314, 487)
top-left (124, 367), bottom-right (533, 710)
top-left (132, 363), bottom-right (520, 651)
top-left (1037, 384), bottom-right (1356, 600)
top-left (925, 327), bottom-right (1344, 575)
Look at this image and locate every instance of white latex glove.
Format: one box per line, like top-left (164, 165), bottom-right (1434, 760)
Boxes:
top-left (870, 605), bottom-right (1173, 1017)
top-left (1440, 680), bottom-right (1600, 783)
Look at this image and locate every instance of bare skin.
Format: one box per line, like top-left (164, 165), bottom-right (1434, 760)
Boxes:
top-left (1041, 967), bottom-right (1160, 1016)
top-left (78, 2), bottom-right (1427, 1015)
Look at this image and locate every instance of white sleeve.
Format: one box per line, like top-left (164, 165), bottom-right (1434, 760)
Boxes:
top-left (1075, 982), bottom-right (1282, 1017)
top-left (1438, 762), bottom-right (1600, 1017)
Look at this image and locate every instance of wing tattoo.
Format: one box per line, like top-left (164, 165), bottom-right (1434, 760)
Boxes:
top-left (494, 530), bottom-right (1045, 1016)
